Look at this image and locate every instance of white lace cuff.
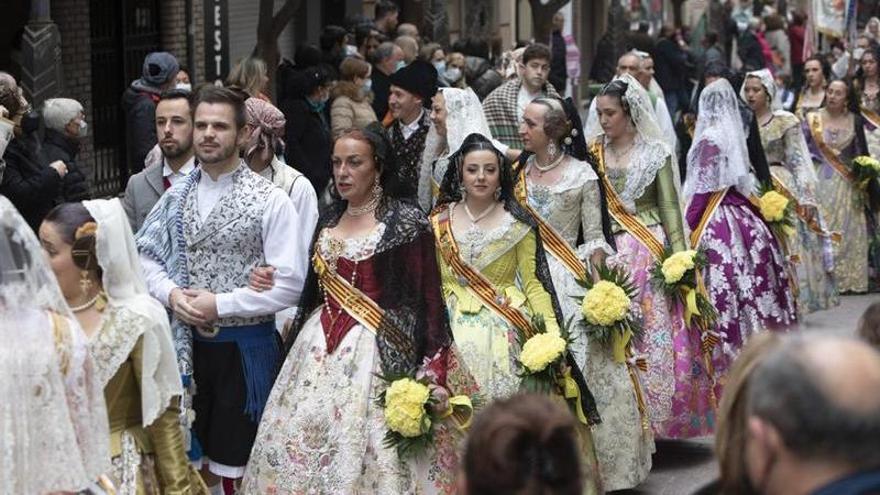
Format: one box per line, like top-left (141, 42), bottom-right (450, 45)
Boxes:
top-left (577, 239), bottom-right (615, 262)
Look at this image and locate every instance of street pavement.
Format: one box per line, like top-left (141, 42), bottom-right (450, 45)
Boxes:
top-left (618, 294), bottom-right (878, 494)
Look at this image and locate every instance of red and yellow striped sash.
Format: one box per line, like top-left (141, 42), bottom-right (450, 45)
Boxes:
top-left (807, 112), bottom-right (856, 183)
top-left (431, 209), bottom-right (538, 338)
top-left (313, 251), bottom-right (383, 334)
top-left (513, 167), bottom-right (589, 281)
top-left (589, 141), bottom-right (666, 260)
top-left (689, 188), bottom-right (728, 248)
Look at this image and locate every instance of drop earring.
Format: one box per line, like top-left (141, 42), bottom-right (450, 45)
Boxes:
top-left (547, 142), bottom-right (558, 158)
top-left (493, 187), bottom-right (501, 201)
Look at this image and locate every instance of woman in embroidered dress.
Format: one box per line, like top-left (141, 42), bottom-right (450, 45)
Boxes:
top-left (515, 96), bottom-right (654, 491)
top-left (855, 47), bottom-right (880, 157)
top-left (40, 199), bottom-right (206, 495)
top-left (589, 74), bottom-right (715, 439)
top-left (794, 56), bottom-right (828, 119)
top-left (417, 87), bottom-right (510, 212)
top-left (242, 125), bottom-right (467, 494)
top-left (802, 79), bottom-right (879, 294)
top-left (431, 132), bottom-right (602, 494)
top-left (742, 69), bottom-right (839, 313)
top-left (685, 79), bottom-right (796, 369)
top-left (1, 196), bottom-right (110, 494)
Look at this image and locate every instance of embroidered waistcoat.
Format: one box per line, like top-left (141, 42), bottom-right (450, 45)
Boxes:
top-left (183, 166), bottom-right (276, 326)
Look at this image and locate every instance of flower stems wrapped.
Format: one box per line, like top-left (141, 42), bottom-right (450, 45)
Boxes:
top-left (377, 369), bottom-right (478, 460)
top-left (651, 248), bottom-right (721, 407)
top-left (575, 263), bottom-right (643, 363)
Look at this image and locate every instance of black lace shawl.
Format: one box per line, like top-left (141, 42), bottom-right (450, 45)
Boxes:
top-left (436, 144), bottom-right (602, 425)
top-left (287, 197), bottom-right (452, 378)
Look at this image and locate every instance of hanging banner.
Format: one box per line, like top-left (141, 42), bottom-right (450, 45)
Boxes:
top-left (812, 0), bottom-right (846, 37)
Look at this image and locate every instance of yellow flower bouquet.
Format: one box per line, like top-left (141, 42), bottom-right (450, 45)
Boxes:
top-left (756, 183), bottom-right (796, 241)
top-left (651, 249), bottom-right (718, 339)
top-left (576, 263), bottom-right (643, 363)
top-left (377, 369), bottom-right (477, 459)
top-left (853, 155), bottom-right (880, 190)
top-left (516, 316), bottom-right (600, 426)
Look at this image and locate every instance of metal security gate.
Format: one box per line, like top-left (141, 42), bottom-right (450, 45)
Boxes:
top-left (90, 0), bottom-right (160, 196)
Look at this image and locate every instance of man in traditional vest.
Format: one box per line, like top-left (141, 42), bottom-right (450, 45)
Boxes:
top-left (386, 59), bottom-right (437, 201)
top-left (137, 85), bottom-right (306, 491)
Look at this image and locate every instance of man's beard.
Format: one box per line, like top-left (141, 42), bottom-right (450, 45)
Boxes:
top-left (161, 141), bottom-right (192, 159)
top-left (196, 142), bottom-right (237, 165)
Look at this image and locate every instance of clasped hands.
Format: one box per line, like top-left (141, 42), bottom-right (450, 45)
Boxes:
top-left (169, 288), bottom-right (218, 329)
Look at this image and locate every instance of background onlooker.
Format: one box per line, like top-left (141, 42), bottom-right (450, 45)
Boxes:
top-left (370, 41), bottom-right (405, 119)
top-left (549, 11), bottom-right (567, 94)
top-left (710, 333), bottom-right (781, 495)
top-left (654, 25), bottom-right (691, 116)
top-left (461, 393), bottom-right (583, 495)
top-left (397, 23), bottom-right (419, 40)
top-left (330, 57), bottom-right (378, 137)
top-left (355, 24), bottom-right (381, 61)
top-left (319, 25), bottom-right (349, 79)
top-left (789, 10), bottom-right (807, 89)
top-left (280, 66), bottom-right (334, 196)
top-left (40, 98), bottom-right (90, 202)
top-left (395, 35), bottom-right (419, 65)
top-left (373, 0), bottom-right (399, 39)
top-left (744, 335), bottom-right (880, 494)
top-left (858, 301), bottom-right (880, 348)
top-left (0, 84), bottom-right (67, 231)
top-left (226, 55), bottom-right (271, 101)
top-left (121, 51), bottom-right (179, 174)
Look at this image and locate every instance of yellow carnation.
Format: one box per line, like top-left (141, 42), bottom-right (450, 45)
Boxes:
top-left (384, 378), bottom-right (430, 438)
top-left (520, 332), bottom-right (567, 372)
top-left (661, 250), bottom-right (697, 284)
top-left (582, 280), bottom-right (630, 326)
top-left (759, 191), bottom-right (789, 222)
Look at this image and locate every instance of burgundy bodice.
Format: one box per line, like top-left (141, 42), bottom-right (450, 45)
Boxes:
top-left (320, 256), bottom-right (382, 353)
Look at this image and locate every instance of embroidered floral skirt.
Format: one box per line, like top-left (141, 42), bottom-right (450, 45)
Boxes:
top-left (242, 308), bottom-right (468, 494)
top-left (816, 167), bottom-right (870, 293)
top-left (545, 254), bottom-right (655, 491)
top-left (695, 196), bottom-right (798, 371)
top-left (607, 226), bottom-right (715, 439)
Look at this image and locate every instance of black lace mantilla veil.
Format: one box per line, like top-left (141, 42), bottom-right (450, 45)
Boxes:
top-left (285, 123), bottom-right (452, 378)
top-left (435, 133), bottom-right (601, 425)
top-left (512, 97), bottom-right (616, 250)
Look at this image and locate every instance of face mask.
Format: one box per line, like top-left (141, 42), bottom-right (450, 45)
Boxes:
top-left (444, 67), bottom-right (462, 82)
top-left (855, 48), bottom-right (866, 62)
top-left (363, 78), bottom-right (373, 92)
top-left (395, 60), bottom-right (407, 72)
top-left (433, 60), bottom-right (446, 75)
top-left (307, 96), bottom-right (327, 113)
top-left (176, 82), bottom-right (192, 92)
top-left (345, 44), bottom-right (359, 57)
top-left (78, 119), bottom-right (88, 137)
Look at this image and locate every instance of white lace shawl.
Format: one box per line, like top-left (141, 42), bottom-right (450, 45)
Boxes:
top-left (0, 196), bottom-right (110, 493)
top-left (85, 198), bottom-right (183, 427)
top-left (589, 74), bottom-right (677, 213)
top-left (418, 88), bottom-right (493, 210)
top-left (685, 79), bottom-right (756, 202)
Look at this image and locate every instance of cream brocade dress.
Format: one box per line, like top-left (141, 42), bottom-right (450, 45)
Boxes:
top-left (242, 224), bottom-right (428, 494)
top-left (760, 112), bottom-right (839, 313)
top-left (524, 160), bottom-right (655, 491)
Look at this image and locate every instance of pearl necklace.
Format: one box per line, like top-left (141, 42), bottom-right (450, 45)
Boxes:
top-left (532, 153), bottom-right (565, 176)
top-left (346, 196), bottom-right (380, 217)
top-left (70, 292), bottom-right (101, 313)
top-left (463, 201), bottom-right (497, 225)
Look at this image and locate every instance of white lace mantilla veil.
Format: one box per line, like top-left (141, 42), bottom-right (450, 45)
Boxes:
top-left (0, 195), bottom-right (110, 493)
top-left (587, 73), bottom-right (680, 213)
top-left (418, 87), bottom-right (493, 210)
top-left (685, 78), bottom-right (756, 203)
top-left (741, 68), bottom-right (819, 203)
top-left (84, 198), bottom-right (182, 426)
